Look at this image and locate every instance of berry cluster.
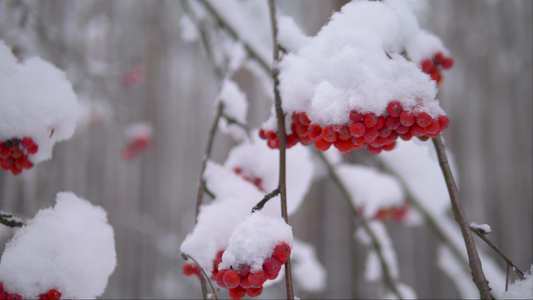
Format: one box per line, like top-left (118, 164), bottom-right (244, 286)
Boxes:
top-left (372, 203), bottom-right (409, 223)
top-left (233, 168), bottom-right (265, 192)
top-left (120, 67), bottom-right (144, 88)
top-left (260, 101), bottom-right (450, 155)
top-left (0, 282), bottom-right (61, 300)
top-left (420, 52), bottom-right (454, 84)
top-left (214, 242), bottom-right (291, 300)
top-left (0, 137), bottom-right (38, 175)
top-left (183, 249), bottom-right (225, 282)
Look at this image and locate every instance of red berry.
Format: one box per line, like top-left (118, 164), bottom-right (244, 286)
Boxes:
top-left (416, 112), bottom-right (433, 128)
top-left (385, 116), bottom-right (400, 130)
top-left (273, 242), bottom-right (291, 261)
top-left (223, 270), bottom-right (241, 289)
top-left (351, 136), bottom-right (365, 146)
top-left (295, 123), bottom-right (309, 137)
top-left (286, 134), bottom-right (298, 148)
top-left (386, 101), bottom-right (403, 118)
top-left (239, 276), bottom-right (251, 289)
top-left (438, 115), bottom-right (450, 130)
top-left (378, 126), bottom-right (391, 138)
top-left (366, 145), bottom-right (382, 155)
top-left (258, 129), bottom-right (267, 140)
top-left (265, 271), bottom-right (279, 280)
top-left (267, 137), bottom-right (279, 149)
top-left (238, 265), bottom-right (250, 278)
top-left (382, 142), bottom-right (396, 151)
top-left (375, 116), bottom-right (384, 129)
top-left (421, 59), bottom-right (434, 73)
top-left (410, 124), bottom-right (427, 137)
top-left (47, 289), bottom-right (61, 300)
top-left (263, 257), bottom-right (282, 275)
top-left (27, 144), bottom-right (39, 154)
top-left (228, 286), bottom-right (246, 300)
top-left (337, 125), bottom-right (351, 140)
top-left (299, 112), bottom-right (311, 125)
top-left (363, 126), bottom-right (379, 142)
top-left (314, 137), bottom-right (331, 152)
top-left (349, 122), bottom-right (366, 137)
top-left (308, 124), bottom-right (322, 139)
top-left (441, 57), bottom-right (454, 70)
top-left (399, 111), bottom-right (416, 127)
top-left (425, 119), bottom-right (441, 135)
top-left (418, 136), bottom-right (430, 141)
top-left (433, 52), bottom-right (444, 65)
top-left (182, 263), bottom-right (199, 277)
top-left (0, 144), bottom-right (10, 158)
top-left (400, 132), bottom-right (413, 141)
top-left (320, 126), bottom-right (337, 143)
top-left (265, 131), bottom-right (277, 140)
top-left (334, 139), bottom-right (354, 153)
top-left (216, 270), bottom-right (227, 288)
top-left (431, 71), bottom-right (442, 84)
top-left (248, 271), bottom-right (267, 288)
top-left (395, 124), bottom-right (410, 134)
top-left (246, 286), bottom-right (263, 298)
top-left (363, 113), bottom-right (378, 128)
top-left (349, 110), bottom-right (363, 122)
top-left (299, 135), bottom-right (313, 145)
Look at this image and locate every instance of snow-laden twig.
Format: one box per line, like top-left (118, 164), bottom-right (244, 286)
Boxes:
top-left (198, 0), bottom-right (271, 73)
top-left (469, 225), bottom-right (525, 288)
top-left (268, 1), bottom-right (294, 299)
top-left (432, 135), bottom-right (493, 299)
top-left (316, 151), bottom-right (404, 299)
top-left (0, 212), bottom-right (24, 228)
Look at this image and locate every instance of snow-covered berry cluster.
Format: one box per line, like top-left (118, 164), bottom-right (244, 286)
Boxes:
top-left (260, 100), bottom-right (450, 155)
top-left (0, 137), bottom-right (38, 175)
top-left (0, 282), bottom-right (61, 300)
top-left (232, 168), bottom-right (265, 192)
top-left (121, 122), bottom-right (153, 162)
top-left (420, 52), bottom-right (454, 84)
top-left (214, 242), bottom-right (291, 300)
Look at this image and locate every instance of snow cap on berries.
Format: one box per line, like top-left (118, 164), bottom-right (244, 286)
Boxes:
top-left (278, 0), bottom-right (445, 127)
top-left (219, 212), bottom-right (293, 272)
top-left (0, 40), bottom-right (80, 164)
top-left (0, 192), bottom-right (116, 299)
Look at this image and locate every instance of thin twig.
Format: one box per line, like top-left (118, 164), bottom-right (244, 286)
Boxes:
top-left (470, 225), bottom-right (525, 281)
top-left (432, 135), bottom-right (493, 299)
top-left (198, 0), bottom-right (271, 73)
top-left (252, 188), bottom-right (280, 213)
top-left (0, 213), bottom-right (24, 228)
top-left (268, 1), bottom-right (294, 299)
top-left (196, 101), bottom-right (224, 220)
top-left (316, 151), bottom-right (404, 299)
top-left (181, 253), bottom-right (219, 300)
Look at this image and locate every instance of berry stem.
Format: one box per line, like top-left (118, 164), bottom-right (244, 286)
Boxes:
top-left (431, 136), bottom-right (493, 299)
top-left (268, 1), bottom-right (294, 299)
top-left (316, 151), bottom-right (404, 299)
top-left (251, 188), bottom-right (280, 213)
top-left (181, 253), bottom-right (219, 300)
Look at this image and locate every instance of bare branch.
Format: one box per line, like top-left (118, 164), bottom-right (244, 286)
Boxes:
top-left (316, 151), bottom-right (404, 299)
top-left (181, 253), bottom-right (219, 300)
top-left (251, 188), bottom-right (280, 213)
top-left (470, 225), bottom-right (525, 283)
top-left (432, 135), bottom-right (493, 299)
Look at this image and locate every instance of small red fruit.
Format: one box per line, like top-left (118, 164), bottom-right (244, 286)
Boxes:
top-left (248, 270), bottom-right (267, 288)
top-left (438, 115), bottom-right (450, 130)
top-left (386, 101), bottom-right (403, 117)
top-left (223, 270), bottom-right (241, 289)
top-left (363, 113), bottom-right (378, 128)
top-left (399, 111), bottom-right (416, 127)
top-left (337, 125), bottom-right (351, 140)
top-left (349, 110), bottom-right (363, 122)
top-left (385, 116), bottom-right (400, 130)
top-left (273, 242), bottom-right (291, 261)
top-left (416, 112), bottom-right (432, 128)
top-left (320, 126), bottom-right (337, 143)
top-left (314, 137), bottom-right (331, 152)
top-left (349, 122), bottom-right (366, 137)
top-left (308, 124), bottom-right (322, 139)
top-left (334, 139), bottom-right (354, 153)
top-left (246, 286), bottom-right (263, 298)
top-left (263, 257), bottom-right (282, 275)
top-left (441, 57), bottom-right (454, 69)
top-left (228, 286), bottom-right (246, 300)
top-left (299, 112), bottom-right (311, 125)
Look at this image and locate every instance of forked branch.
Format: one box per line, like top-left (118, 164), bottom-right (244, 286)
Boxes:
top-left (432, 135), bottom-right (493, 299)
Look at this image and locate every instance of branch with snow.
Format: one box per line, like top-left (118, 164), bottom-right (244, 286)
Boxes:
top-left (0, 212), bottom-right (24, 228)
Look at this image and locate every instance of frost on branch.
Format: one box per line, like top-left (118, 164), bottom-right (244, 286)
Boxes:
top-left (261, 0), bottom-right (453, 155)
top-left (0, 40), bottom-right (79, 174)
top-left (0, 192), bottom-right (116, 299)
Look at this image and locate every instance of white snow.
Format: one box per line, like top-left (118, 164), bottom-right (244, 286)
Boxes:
top-left (277, 0), bottom-right (447, 128)
top-left (470, 222), bottom-right (492, 234)
top-left (337, 165), bottom-right (404, 218)
top-left (179, 14), bottom-right (199, 43)
top-left (291, 239), bottom-right (327, 292)
top-left (356, 221), bottom-right (399, 281)
top-left (216, 79), bottom-right (248, 141)
top-left (501, 265), bottom-right (533, 299)
top-left (277, 16), bottom-right (312, 52)
top-left (437, 245), bottom-right (479, 299)
top-left (0, 192), bottom-right (116, 299)
top-left (218, 211), bottom-right (292, 272)
top-left (0, 40), bottom-right (79, 165)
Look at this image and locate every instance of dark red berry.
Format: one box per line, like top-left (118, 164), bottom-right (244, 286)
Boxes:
top-left (349, 122), bottom-right (366, 137)
top-left (308, 124), bottom-right (322, 139)
top-left (385, 116), bottom-right (400, 130)
top-left (334, 139), bottom-right (354, 153)
top-left (273, 242), bottom-right (291, 261)
top-left (399, 111), bottom-right (416, 127)
top-left (441, 57), bottom-right (454, 69)
top-left (299, 112), bottom-right (311, 125)
top-left (263, 257), bottom-right (282, 275)
top-left (248, 270), bottom-right (267, 288)
top-left (228, 286), bottom-right (246, 300)
top-left (438, 115), bottom-right (450, 130)
top-left (363, 113), bottom-right (378, 128)
top-left (314, 137), bottom-right (331, 152)
top-left (223, 270), bottom-right (241, 289)
top-left (320, 126), bottom-right (337, 143)
top-left (386, 101), bottom-right (403, 118)
top-left (337, 125), bottom-right (351, 140)
top-left (349, 110), bottom-right (363, 122)
top-left (246, 286), bottom-right (263, 298)
top-left (416, 112), bottom-right (432, 128)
